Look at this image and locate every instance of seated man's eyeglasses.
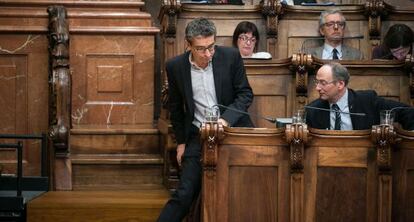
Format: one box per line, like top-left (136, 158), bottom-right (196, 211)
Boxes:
top-left (238, 35), bottom-right (257, 43)
top-left (323, 21), bottom-right (346, 29)
top-left (193, 43), bottom-right (216, 53)
top-left (313, 78), bottom-right (336, 87)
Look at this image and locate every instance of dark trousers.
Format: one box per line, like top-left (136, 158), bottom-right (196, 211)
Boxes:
top-left (157, 127), bottom-right (202, 222)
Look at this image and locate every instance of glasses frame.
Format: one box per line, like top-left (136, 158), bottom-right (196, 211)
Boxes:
top-left (192, 42), bottom-right (216, 54)
top-left (323, 21), bottom-right (346, 29)
top-left (313, 78), bottom-right (337, 87)
top-left (238, 35), bottom-right (257, 43)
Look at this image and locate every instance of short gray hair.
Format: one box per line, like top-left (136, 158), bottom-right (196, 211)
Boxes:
top-left (319, 9), bottom-right (346, 28)
top-left (324, 62), bottom-right (350, 86)
top-left (185, 17), bottom-right (216, 44)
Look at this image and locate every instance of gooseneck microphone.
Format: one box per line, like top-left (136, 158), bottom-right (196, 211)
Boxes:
top-left (192, 99), bottom-right (278, 124)
top-left (212, 104), bottom-right (277, 124)
top-left (304, 105), bottom-right (366, 116)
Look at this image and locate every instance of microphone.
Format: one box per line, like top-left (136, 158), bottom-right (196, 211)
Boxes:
top-left (192, 99), bottom-right (278, 125)
top-left (212, 104), bottom-right (277, 124)
top-left (300, 35), bottom-right (364, 53)
top-left (304, 105), bottom-right (366, 116)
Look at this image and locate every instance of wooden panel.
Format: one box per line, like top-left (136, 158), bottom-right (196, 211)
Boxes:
top-left (0, 34), bottom-right (48, 176)
top-left (305, 129), bottom-right (377, 222)
top-left (72, 164), bottom-right (163, 190)
top-left (244, 59), bottom-right (293, 127)
top-left (316, 167), bottom-right (367, 222)
top-left (318, 147), bottom-right (367, 168)
top-left (0, 54), bottom-right (28, 138)
top-left (229, 166), bottom-right (278, 222)
top-left (70, 133), bottom-right (160, 154)
top-left (71, 35), bottom-right (155, 126)
top-left (203, 128), bottom-right (290, 222)
top-left (392, 129), bottom-right (414, 222)
top-left (407, 170), bottom-right (414, 220)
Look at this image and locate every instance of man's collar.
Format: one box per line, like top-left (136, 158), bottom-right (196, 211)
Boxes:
top-left (331, 88), bottom-right (348, 110)
top-left (188, 52), bottom-right (212, 70)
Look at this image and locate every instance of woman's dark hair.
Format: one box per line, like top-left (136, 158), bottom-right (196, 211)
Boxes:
top-left (232, 21), bottom-right (260, 52)
top-left (384, 24), bottom-right (414, 49)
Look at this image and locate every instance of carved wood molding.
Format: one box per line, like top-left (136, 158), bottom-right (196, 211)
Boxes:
top-left (47, 5), bottom-right (71, 157)
top-left (200, 122), bottom-right (225, 174)
top-left (260, 0), bottom-right (284, 39)
top-left (201, 121), bottom-right (224, 222)
top-left (285, 123), bottom-right (308, 171)
top-left (364, 0), bottom-right (388, 40)
top-left (286, 123), bottom-right (307, 222)
top-left (405, 55), bottom-right (414, 106)
top-left (291, 53), bottom-right (313, 110)
top-left (372, 125), bottom-right (396, 171)
top-left (160, 0), bottom-right (181, 38)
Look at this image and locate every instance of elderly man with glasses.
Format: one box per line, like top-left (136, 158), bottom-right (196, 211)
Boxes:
top-left (305, 9), bottom-right (363, 60)
top-left (305, 62), bottom-right (414, 131)
top-left (157, 17), bottom-right (254, 222)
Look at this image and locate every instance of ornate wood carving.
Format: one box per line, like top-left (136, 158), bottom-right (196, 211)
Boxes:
top-left (47, 5), bottom-right (71, 157)
top-left (406, 55), bottom-right (414, 106)
top-left (291, 53), bottom-right (313, 110)
top-left (364, 0), bottom-right (388, 40)
top-left (372, 124), bottom-right (395, 222)
top-left (200, 121), bottom-right (224, 222)
top-left (372, 125), bottom-right (395, 171)
top-left (161, 0), bottom-right (181, 38)
top-left (200, 122), bottom-right (225, 173)
top-left (261, 0), bottom-right (284, 39)
top-left (285, 123), bottom-right (308, 171)
top-left (285, 123), bottom-right (308, 222)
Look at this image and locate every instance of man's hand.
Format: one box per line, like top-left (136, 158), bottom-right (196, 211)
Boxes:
top-left (176, 143), bottom-right (186, 166)
top-left (218, 118), bottom-right (229, 127)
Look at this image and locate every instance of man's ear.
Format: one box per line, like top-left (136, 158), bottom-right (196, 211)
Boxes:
top-left (337, 80), bottom-right (346, 89)
top-left (185, 39), bottom-right (191, 51)
top-left (319, 27), bottom-right (325, 36)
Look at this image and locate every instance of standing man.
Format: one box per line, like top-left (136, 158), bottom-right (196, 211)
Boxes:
top-left (306, 62), bottom-right (414, 130)
top-left (157, 17), bottom-right (254, 222)
top-left (306, 9), bottom-right (363, 60)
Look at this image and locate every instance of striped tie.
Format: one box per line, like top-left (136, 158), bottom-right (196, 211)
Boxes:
top-left (332, 104), bottom-right (341, 130)
top-left (332, 48), bottom-right (339, 60)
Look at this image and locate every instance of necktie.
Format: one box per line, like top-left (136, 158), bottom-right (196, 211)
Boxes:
top-left (332, 104), bottom-right (341, 130)
top-left (332, 48), bottom-right (339, 60)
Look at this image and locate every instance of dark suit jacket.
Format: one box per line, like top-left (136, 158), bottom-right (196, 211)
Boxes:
top-left (166, 46), bottom-right (254, 146)
top-left (306, 89), bottom-right (414, 130)
top-left (305, 44), bottom-right (364, 60)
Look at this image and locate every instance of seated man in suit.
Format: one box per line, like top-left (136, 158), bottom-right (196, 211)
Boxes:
top-left (305, 9), bottom-right (363, 60)
top-left (306, 62), bottom-right (414, 130)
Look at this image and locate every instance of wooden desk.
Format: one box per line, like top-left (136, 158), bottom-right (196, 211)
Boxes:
top-left (200, 122), bottom-right (414, 222)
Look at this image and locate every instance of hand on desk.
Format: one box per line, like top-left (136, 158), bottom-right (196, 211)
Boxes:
top-left (218, 118), bottom-right (229, 127)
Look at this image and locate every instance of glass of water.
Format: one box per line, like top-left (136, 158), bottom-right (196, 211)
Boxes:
top-left (205, 106), bottom-right (220, 122)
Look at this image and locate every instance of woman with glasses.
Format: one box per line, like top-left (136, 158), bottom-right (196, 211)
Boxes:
top-left (372, 24), bottom-right (414, 61)
top-left (232, 21), bottom-right (272, 59)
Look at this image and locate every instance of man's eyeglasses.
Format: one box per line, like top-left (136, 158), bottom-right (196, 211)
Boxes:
top-left (323, 21), bottom-right (346, 29)
top-left (193, 43), bottom-right (215, 53)
top-left (238, 35), bottom-right (257, 43)
top-left (313, 78), bottom-right (337, 87)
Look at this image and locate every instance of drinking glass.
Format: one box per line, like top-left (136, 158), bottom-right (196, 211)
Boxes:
top-left (380, 110), bottom-right (394, 125)
top-left (205, 106), bottom-right (219, 122)
top-left (292, 109), bottom-right (305, 124)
